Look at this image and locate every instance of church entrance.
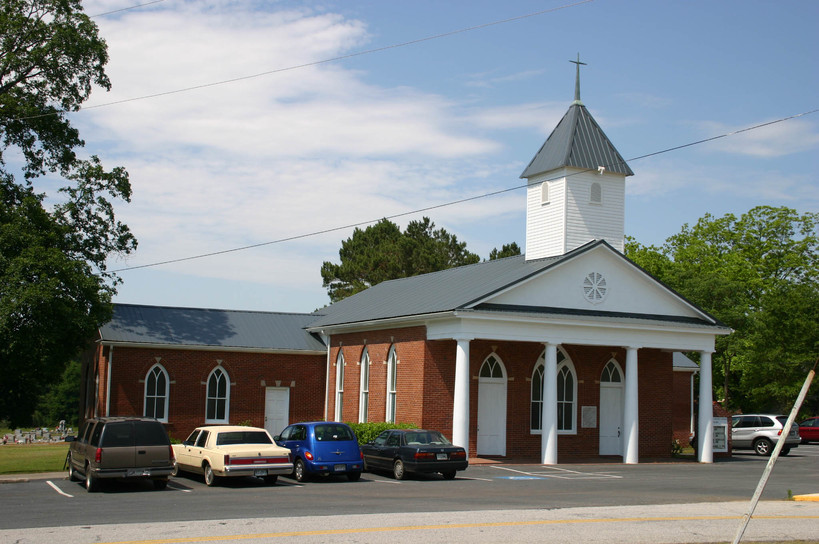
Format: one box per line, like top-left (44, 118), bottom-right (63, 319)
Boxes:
top-left (477, 355), bottom-right (507, 456)
top-left (599, 360), bottom-right (624, 456)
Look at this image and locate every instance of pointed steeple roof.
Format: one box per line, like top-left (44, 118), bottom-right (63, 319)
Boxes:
top-left (520, 56), bottom-right (634, 179)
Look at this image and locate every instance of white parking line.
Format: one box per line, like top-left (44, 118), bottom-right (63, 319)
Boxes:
top-left (369, 478), bottom-right (402, 484)
top-left (489, 465), bottom-right (622, 480)
top-left (45, 480), bottom-right (73, 498)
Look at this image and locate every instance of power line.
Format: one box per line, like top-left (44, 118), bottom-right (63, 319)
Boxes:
top-left (109, 108), bottom-right (819, 273)
top-left (17, 0), bottom-right (594, 121)
top-left (89, 1), bottom-right (168, 18)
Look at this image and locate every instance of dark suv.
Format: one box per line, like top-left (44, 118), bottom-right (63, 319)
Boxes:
top-left (67, 417), bottom-right (175, 491)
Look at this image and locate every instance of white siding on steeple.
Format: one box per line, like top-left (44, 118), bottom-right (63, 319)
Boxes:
top-left (565, 169), bottom-right (625, 253)
top-left (525, 168), bottom-right (625, 260)
top-left (525, 172), bottom-right (566, 260)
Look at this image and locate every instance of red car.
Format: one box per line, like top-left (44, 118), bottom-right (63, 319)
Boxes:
top-left (798, 418), bottom-right (819, 444)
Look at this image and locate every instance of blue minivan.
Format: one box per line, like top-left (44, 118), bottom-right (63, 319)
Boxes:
top-left (274, 422), bottom-right (363, 482)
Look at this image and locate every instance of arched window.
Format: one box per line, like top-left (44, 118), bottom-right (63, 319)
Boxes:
top-left (144, 364), bottom-right (169, 422)
top-left (541, 181), bottom-right (550, 204)
top-left (590, 182), bottom-right (602, 204)
top-left (601, 360), bottom-right (622, 383)
top-left (205, 366), bottom-right (229, 423)
top-left (531, 349), bottom-right (576, 433)
top-left (334, 351), bottom-right (344, 421)
top-left (385, 346), bottom-right (398, 423)
top-left (359, 348), bottom-right (370, 423)
top-left (480, 355), bottom-right (505, 378)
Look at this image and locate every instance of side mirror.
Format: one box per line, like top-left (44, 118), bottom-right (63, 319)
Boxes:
top-left (273, 435), bottom-right (281, 441)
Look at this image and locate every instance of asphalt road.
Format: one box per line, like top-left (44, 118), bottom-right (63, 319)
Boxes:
top-left (1, 445), bottom-right (818, 543)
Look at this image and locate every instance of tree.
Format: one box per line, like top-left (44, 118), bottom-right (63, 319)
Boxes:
top-left (626, 206), bottom-right (819, 415)
top-left (489, 242), bottom-right (521, 260)
top-left (0, 1), bottom-right (136, 426)
top-left (321, 217), bottom-right (480, 302)
top-left (33, 359), bottom-right (81, 427)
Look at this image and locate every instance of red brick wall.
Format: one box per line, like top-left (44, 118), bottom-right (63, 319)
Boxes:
top-left (95, 333), bottom-right (684, 461)
top-left (326, 334), bottom-right (677, 461)
top-left (327, 327), bottom-right (427, 426)
top-left (99, 346), bottom-right (325, 441)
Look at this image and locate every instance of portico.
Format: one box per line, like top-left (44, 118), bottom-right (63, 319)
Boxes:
top-left (431, 289), bottom-right (724, 464)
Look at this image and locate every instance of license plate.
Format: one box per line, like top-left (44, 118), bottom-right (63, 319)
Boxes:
top-left (127, 469), bottom-right (150, 477)
top-left (436, 453), bottom-right (448, 460)
top-left (334, 464), bottom-right (346, 471)
top-left (254, 469), bottom-right (267, 477)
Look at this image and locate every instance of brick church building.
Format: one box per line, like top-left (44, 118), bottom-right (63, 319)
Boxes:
top-left (82, 67), bottom-right (729, 464)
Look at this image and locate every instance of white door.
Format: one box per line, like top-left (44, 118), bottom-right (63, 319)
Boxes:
top-left (264, 387), bottom-right (290, 437)
top-left (477, 380), bottom-right (506, 455)
top-left (599, 385), bottom-right (623, 455)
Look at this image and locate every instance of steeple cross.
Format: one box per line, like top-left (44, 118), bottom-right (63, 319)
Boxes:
top-left (570, 53), bottom-right (586, 104)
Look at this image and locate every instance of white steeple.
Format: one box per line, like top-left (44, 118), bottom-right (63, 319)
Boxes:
top-left (521, 56), bottom-right (633, 260)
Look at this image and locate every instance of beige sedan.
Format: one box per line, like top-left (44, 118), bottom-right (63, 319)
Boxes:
top-left (172, 426), bottom-right (293, 486)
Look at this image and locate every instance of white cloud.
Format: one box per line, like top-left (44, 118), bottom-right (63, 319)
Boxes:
top-left (73, 1), bottom-right (524, 304)
top-left (693, 118), bottom-right (819, 158)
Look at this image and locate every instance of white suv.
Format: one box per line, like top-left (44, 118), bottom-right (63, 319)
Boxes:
top-left (731, 414), bottom-right (801, 456)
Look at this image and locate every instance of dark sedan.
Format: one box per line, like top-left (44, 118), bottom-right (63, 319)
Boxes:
top-left (361, 429), bottom-right (468, 480)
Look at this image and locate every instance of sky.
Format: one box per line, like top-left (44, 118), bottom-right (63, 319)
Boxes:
top-left (48, 0), bottom-right (819, 314)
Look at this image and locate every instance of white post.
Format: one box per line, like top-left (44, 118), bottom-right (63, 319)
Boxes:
top-left (541, 343), bottom-right (558, 465)
top-left (452, 338), bottom-right (471, 451)
top-left (623, 347), bottom-right (639, 464)
top-left (698, 351), bottom-right (714, 463)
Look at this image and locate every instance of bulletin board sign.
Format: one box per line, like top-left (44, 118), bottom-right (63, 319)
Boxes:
top-left (712, 417), bottom-right (728, 452)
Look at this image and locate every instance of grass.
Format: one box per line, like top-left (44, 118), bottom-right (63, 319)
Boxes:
top-left (0, 443), bottom-right (69, 474)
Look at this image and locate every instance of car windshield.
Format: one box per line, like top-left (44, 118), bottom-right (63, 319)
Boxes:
top-left (314, 424), bottom-right (355, 441)
top-left (404, 431), bottom-right (451, 446)
top-left (215, 431), bottom-right (272, 446)
top-left (776, 417), bottom-right (790, 426)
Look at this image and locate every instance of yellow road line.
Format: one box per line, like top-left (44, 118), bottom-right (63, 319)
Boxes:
top-left (99, 514), bottom-right (819, 544)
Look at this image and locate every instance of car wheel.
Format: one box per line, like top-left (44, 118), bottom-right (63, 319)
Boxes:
top-left (363, 458), bottom-right (370, 472)
top-left (393, 459), bottom-right (406, 480)
top-left (347, 471), bottom-right (361, 482)
top-left (294, 459), bottom-right (308, 482)
top-left (781, 447), bottom-right (790, 456)
top-left (85, 465), bottom-right (99, 492)
top-left (264, 475), bottom-right (278, 485)
top-left (753, 438), bottom-right (773, 456)
top-left (153, 478), bottom-right (168, 490)
top-left (442, 471), bottom-right (456, 480)
top-left (67, 457), bottom-right (78, 482)
top-left (203, 462), bottom-right (218, 486)
top-left (171, 463), bottom-right (178, 477)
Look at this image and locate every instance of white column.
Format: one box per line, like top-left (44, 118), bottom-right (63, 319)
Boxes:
top-left (541, 343), bottom-right (558, 465)
top-left (452, 338), bottom-right (471, 451)
top-left (623, 347), bottom-right (639, 464)
top-left (697, 351), bottom-right (714, 463)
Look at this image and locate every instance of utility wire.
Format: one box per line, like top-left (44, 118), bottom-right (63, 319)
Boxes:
top-left (17, 0), bottom-right (594, 121)
top-left (110, 107), bottom-right (819, 273)
top-left (90, 1), bottom-right (168, 18)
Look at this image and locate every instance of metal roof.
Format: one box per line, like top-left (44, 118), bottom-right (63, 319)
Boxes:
top-left (100, 304), bottom-right (326, 352)
top-left (673, 352), bottom-right (700, 371)
top-left (309, 239), bottom-right (728, 332)
top-left (520, 103), bottom-right (634, 179)
top-left (308, 252), bottom-right (567, 329)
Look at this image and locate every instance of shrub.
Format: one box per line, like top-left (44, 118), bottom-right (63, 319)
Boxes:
top-left (346, 422), bottom-right (416, 445)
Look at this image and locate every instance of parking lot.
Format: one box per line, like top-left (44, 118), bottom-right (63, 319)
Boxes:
top-left (1, 444), bottom-right (818, 532)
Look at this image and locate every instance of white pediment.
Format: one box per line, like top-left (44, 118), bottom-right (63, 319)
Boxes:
top-left (483, 244), bottom-right (707, 321)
